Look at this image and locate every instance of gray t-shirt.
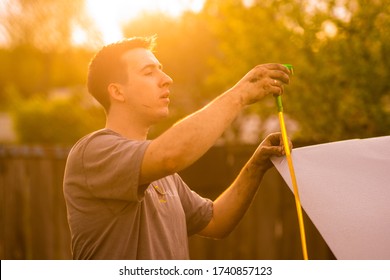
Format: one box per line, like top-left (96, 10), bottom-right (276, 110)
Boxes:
top-left (63, 129), bottom-right (213, 259)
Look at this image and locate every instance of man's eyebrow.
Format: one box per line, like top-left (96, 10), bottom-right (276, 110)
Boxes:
top-left (139, 63), bottom-right (163, 72)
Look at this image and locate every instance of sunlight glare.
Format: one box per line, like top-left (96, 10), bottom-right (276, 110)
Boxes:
top-left (85, 0), bottom-right (205, 45)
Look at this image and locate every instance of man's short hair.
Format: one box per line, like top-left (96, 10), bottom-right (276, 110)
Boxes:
top-left (87, 36), bottom-right (156, 112)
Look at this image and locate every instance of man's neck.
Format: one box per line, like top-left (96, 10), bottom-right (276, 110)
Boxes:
top-left (105, 111), bottom-right (150, 141)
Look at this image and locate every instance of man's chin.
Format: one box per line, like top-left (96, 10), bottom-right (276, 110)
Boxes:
top-left (151, 110), bottom-right (170, 124)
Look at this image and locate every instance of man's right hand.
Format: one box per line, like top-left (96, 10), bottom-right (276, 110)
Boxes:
top-left (229, 63), bottom-right (291, 106)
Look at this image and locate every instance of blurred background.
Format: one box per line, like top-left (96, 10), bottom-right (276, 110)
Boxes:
top-left (0, 0), bottom-right (389, 259)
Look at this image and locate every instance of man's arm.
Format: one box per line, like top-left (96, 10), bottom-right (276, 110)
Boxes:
top-left (139, 64), bottom-right (291, 185)
top-left (198, 132), bottom-right (290, 239)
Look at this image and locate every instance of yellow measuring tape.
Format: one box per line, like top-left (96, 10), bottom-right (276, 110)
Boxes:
top-left (276, 64), bottom-right (308, 260)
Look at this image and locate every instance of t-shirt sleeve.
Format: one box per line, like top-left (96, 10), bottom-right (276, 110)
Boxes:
top-left (173, 174), bottom-right (213, 236)
top-left (82, 133), bottom-right (151, 202)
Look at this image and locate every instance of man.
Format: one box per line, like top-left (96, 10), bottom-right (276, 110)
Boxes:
top-left (63, 36), bottom-right (291, 259)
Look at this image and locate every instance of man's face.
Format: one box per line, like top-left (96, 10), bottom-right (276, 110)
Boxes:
top-left (119, 48), bottom-right (173, 125)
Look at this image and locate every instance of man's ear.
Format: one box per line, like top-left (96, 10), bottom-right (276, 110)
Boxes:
top-left (107, 83), bottom-right (125, 102)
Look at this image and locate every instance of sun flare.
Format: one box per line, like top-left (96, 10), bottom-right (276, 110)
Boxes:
top-left (84, 0), bottom-right (205, 45)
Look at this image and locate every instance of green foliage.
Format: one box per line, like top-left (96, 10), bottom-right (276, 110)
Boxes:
top-left (285, 0), bottom-right (390, 142)
top-left (0, 46), bottom-right (93, 101)
top-left (202, 0), bottom-right (299, 119)
top-left (202, 0), bottom-right (390, 143)
top-left (2, 0), bottom-right (390, 144)
top-left (12, 95), bottom-right (105, 145)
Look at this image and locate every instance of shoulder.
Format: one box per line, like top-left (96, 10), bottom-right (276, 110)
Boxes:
top-left (71, 129), bottom-right (149, 154)
top-left (72, 129), bottom-right (122, 149)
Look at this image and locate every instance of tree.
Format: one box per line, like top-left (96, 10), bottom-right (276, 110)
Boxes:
top-left (0, 0), bottom-right (99, 51)
top-left (0, 0), bottom-right (105, 144)
top-left (201, 0), bottom-right (303, 142)
top-left (202, 0), bottom-right (390, 143)
top-left (4, 0), bottom-right (389, 144)
top-left (0, 0), bottom-right (99, 101)
top-left (286, 0), bottom-right (390, 142)
top-left (12, 92), bottom-right (105, 145)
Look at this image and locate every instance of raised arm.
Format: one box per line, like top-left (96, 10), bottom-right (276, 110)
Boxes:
top-left (139, 63), bottom-right (291, 185)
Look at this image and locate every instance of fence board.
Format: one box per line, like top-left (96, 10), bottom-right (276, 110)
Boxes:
top-left (0, 146), bottom-right (72, 259)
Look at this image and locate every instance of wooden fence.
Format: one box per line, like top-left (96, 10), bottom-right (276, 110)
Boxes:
top-left (0, 144), bottom-right (335, 260)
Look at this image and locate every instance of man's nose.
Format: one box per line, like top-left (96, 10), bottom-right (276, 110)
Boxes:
top-left (161, 72), bottom-right (173, 87)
